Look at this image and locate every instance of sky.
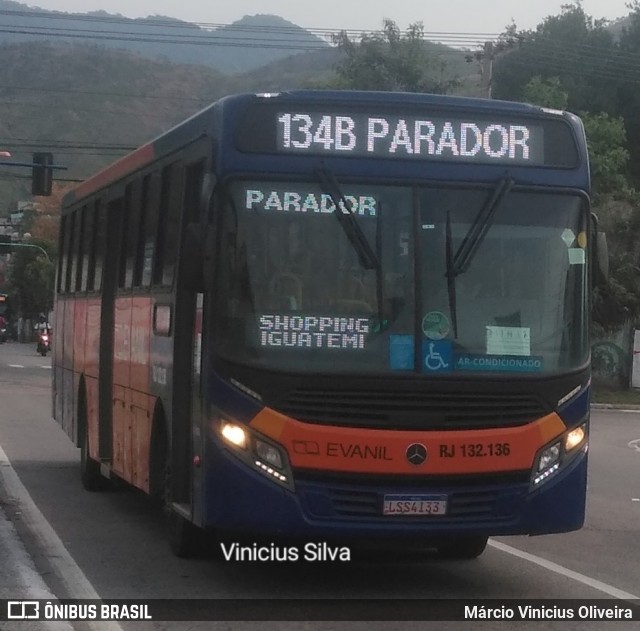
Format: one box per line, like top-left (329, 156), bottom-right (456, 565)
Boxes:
top-left (21, 1), bottom-right (636, 34)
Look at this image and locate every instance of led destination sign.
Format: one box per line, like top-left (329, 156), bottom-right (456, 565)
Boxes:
top-left (235, 101), bottom-right (579, 167)
top-left (276, 112), bottom-right (544, 165)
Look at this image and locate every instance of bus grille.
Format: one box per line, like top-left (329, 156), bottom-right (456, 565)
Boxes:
top-left (329, 488), bottom-right (500, 519)
top-left (296, 475), bottom-right (529, 522)
top-left (274, 388), bottom-right (549, 430)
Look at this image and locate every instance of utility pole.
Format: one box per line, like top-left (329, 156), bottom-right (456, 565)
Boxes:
top-left (481, 41), bottom-right (494, 99)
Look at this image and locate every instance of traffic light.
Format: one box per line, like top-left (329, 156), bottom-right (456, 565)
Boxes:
top-left (0, 235), bottom-right (13, 254)
top-left (32, 152), bottom-right (53, 196)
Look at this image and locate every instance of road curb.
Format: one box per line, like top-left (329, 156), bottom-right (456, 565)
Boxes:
top-left (0, 444), bottom-right (124, 631)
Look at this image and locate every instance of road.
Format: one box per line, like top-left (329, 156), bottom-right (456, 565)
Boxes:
top-left (0, 340), bottom-right (639, 630)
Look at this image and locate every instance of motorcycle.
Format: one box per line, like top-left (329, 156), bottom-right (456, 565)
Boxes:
top-left (37, 330), bottom-right (51, 356)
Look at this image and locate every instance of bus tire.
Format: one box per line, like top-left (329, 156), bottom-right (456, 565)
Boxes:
top-left (437, 536), bottom-right (488, 560)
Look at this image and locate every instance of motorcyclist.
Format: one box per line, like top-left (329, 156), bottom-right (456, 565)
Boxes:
top-left (35, 314), bottom-right (52, 355)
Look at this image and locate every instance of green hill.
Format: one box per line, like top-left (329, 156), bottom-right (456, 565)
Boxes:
top-left (0, 1), bottom-right (329, 74)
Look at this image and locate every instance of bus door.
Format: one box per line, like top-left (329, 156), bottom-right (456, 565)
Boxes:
top-left (170, 155), bottom-right (207, 525)
top-left (190, 292), bottom-right (205, 525)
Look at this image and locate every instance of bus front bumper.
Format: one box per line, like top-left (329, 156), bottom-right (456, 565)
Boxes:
top-left (203, 441), bottom-right (587, 540)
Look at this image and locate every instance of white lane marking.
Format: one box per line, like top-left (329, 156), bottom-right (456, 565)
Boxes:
top-left (489, 539), bottom-right (640, 600)
top-left (0, 443), bottom-right (124, 631)
top-left (629, 439), bottom-right (640, 452)
top-left (40, 365), bottom-right (52, 370)
top-left (9, 364), bottom-right (24, 368)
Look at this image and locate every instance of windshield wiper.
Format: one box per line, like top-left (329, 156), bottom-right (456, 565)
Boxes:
top-left (316, 167), bottom-right (379, 270)
top-left (443, 177), bottom-right (514, 339)
top-left (452, 177), bottom-right (514, 276)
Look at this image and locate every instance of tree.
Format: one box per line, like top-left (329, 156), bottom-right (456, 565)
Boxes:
top-left (490, 5), bottom-right (640, 333)
top-left (582, 112), bottom-right (631, 199)
top-left (31, 182), bottom-right (69, 246)
top-left (522, 76), bottom-right (568, 109)
top-left (3, 182), bottom-right (68, 326)
top-left (5, 240), bottom-right (56, 323)
top-left (332, 20), bottom-right (458, 93)
top-left (582, 114), bottom-right (638, 332)
top-left (492, 2), bottom-right (617, 114)
top-left (612, 0), bottom-right (640, 182)
top-left (591, 193), bottom-right (640, 333)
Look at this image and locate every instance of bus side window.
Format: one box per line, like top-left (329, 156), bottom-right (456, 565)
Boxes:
top-left (119, 183), bottom-right (140, 290)
top-left (183, 160), bottom-right (204, 224)
top-left (133, 174), bottom-right (150, 288)
top-left (142, 173), bottom-right (160, 288)
top-left (153, 165), bottom-right (172, 286)
top-left (64, 212), bottom-right (76, 293)
top-left (57, 215), bottom-right (68, 294)
top-left (81, 204), bottom-right (94, 292)
top-left (74, 206), bottom-right (85, 292)
top-left (161, 164), bottom-right (185, 287)
top-left (93, 201), bottom-right (107, 292)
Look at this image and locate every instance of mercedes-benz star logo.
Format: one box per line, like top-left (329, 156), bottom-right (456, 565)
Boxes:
top-left (406, 443), bottom-right (428, 466)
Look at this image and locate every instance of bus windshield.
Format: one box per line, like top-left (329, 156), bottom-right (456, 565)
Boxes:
top-left (215, 180), bottom-right (588, 376)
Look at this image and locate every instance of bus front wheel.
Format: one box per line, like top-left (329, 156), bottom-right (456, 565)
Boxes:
top-left (437, 536), bottom-right (488, 560)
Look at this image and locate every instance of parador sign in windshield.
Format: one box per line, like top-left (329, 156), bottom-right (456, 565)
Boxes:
top-left (276, 112), bottom-right (545, 165)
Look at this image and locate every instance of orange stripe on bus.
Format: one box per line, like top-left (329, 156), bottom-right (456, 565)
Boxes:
top-left (71, 143), bottom-right (155, 201)
top-left (249, 408), bottom-right (567, 475)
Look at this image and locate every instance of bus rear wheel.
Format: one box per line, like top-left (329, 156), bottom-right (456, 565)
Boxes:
top-left (437, 536), bottom-right (488, 560)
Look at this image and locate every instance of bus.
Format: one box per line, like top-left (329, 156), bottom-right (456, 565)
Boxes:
top-left (53, 90), bottom-right (603, 559)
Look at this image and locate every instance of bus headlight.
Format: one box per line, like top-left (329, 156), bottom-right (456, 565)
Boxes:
top-left (537, 442), bottom-right (561, 472)
top-left (565, 424), bottom-right (586, 451)
top-left (532, 441), bottom-right (561, 486)
top-left (221, 422), bottom-right (248, 449)
top-left (214, 418), bottom-right (293, 489)
top-left (531, 423), bottom-right (588, 488)
top-left (255, 438), bottom-right (284, 469)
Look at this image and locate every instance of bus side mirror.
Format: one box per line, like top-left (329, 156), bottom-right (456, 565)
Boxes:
top-left (591, 213), bottom-right (608, 286)
top-left (595, 231), bottom-right (608, 283)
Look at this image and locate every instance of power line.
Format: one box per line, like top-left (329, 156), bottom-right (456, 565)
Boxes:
top-left (0, 8), bottom-right (503, 40)
top-left (0, 27), bottom-right (331, 50)
top-left (0, 171), bottom-right (83, 183)
top-left (0, 139), bottom-right (136, 150)
top-left (0, 84), bottom-right (209, 102)
top-left (0, 100), bottom-right (200, 121)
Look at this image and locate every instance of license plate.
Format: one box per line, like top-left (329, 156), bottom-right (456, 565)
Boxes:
top-left (383, 494), bottom-right (448, 516)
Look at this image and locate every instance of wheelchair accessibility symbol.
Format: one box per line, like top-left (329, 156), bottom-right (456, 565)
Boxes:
top-left (422, 341), bottom-right (452, 372)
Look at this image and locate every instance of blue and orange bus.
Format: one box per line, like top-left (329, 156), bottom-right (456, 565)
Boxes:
top-left (53, 90), bottom-right (601, 559)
